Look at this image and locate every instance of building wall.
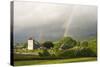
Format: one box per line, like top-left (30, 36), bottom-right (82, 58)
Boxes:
top-left (28, 40), bottom-right (33, 50)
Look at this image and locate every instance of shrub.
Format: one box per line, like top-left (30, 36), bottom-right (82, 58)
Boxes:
top-left (81, 41), bottom-right (88, 48)
top-left (60, 37), bottom-right (77, 50)
top-left (78, 48), bottom-right (96, 57)
top-left (58, 49), bottom-right (76, 58)
top-left (38, 49), bottom-right (51, 56)
top-left (42, 41), bottom-right (54, 49)
top-left (56, 47), bottom-right (96, 58)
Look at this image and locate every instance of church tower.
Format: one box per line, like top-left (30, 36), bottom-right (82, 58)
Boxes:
top-left (28, 37), bottom-right (34, 50)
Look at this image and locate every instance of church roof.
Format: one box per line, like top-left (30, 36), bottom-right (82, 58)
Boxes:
top-left (28, 37), bottom-right (33, 40)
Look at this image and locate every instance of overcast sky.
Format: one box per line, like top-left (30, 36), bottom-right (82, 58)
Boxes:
top-left (14, 2), bottom-right (97, 43)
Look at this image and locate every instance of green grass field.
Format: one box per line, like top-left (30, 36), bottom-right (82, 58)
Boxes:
top-left (14, 57), bottom-right (97, 66)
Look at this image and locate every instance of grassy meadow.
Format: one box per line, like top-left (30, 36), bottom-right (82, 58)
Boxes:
top-left (14, 57), bottom-right (97, 66)
top-left (14, 37), bottom-right (97, 66)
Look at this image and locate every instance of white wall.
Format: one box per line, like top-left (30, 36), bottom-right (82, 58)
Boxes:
top-left (28, 40), bottom-right (34, 50)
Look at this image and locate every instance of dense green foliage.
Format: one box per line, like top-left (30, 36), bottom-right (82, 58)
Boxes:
top-left (81, 41), bottom-right (88, 48)
top-left (55, 37), bottom-right (77, 50)
top-left (14, 36), bottom-right (97, 61)
top-left (38, 49), bottom-right (51, 56)
top-left (88, 38), bottom-right (97, 55)
top-left (42, 41), bottom-right (54, 49)
top-left (38, 37), bottom-right (97, 58)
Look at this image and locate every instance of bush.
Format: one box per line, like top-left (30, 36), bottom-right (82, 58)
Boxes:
top-left (81, 41), bottom-right (88, 48)
top-left (56, 47), bottom-right (96, 58)
top-left (80, 47), bottom-right (96, 57)
top-left (42, 41), bottom-right (54, 49)
top-left (60, 37), bottom-right (77, 50)
top-left (38, 49), bottom-right (51, 56)
top-left (58, 49), bottom-right (76, 58)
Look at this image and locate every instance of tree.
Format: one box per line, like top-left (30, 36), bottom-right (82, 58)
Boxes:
top-left (42, 41), bottom-right (54, 49)
top-left (60, 37), bottom-right (77, 50)
top-left (81, 41), bottom-right (88, 48)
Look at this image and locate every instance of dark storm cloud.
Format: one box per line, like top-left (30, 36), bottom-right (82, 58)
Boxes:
top-left (14, 2), bottom-right (97, 43)
top-left (66, 6), bottom-right (97, 40)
